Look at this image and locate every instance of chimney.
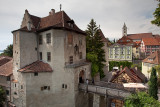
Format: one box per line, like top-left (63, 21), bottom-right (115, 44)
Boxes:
top-left (27, 21), bottom-right (31, 31)
top-left (135, 66), bottom-right (138, 71)
top-left (49, 9), bottom-right (55, 15)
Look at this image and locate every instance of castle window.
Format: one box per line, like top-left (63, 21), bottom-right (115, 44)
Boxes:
top-left (65, 85), bottom-right (67, 89)
top-left (21, 85), bottom-right (23, 89)
top-left (79, 52), bottom-right (82, 59)
top-left (15, 84), bottom-right (16, 87)
top-left (39, 52), bottom-right (42, 60)
top-left (62, 84), bottom-right (65, 88)
top-left (34, 72), bottom-right (38, 76)
top-left (47, 52), bottom-right (51, 62)
top-left (6, 90), bottom-right (9, 95)
top-left (46, 33), bottom-right (51, 44)
top-left (69, 56), bottom-right (73, 64)
top-left (68, 35), bottom-right (73, 45)
top-left (39, 35), bottom-right (43, 45)
top-left (7, 76), bottom-right (10, 81)
top-left (41, 86), bottom-right (50, 91)
top-left (62, 84), bottom-right (67, 89)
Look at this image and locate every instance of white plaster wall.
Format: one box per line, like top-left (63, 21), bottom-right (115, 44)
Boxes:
top-left (19, 31), bottom-right (38, 68)
top-left (12, 31), bottom-right (38, 107)
top-left (142, 62), bottom-right (157, 79)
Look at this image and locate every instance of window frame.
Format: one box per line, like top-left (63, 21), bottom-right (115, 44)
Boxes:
top-left (46, 33), bottom-right (51, 44)
top-left (47, 52), bottom-right (51, 62)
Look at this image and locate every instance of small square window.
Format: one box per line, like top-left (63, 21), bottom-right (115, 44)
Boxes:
top-left (62, 84), bottom-right (65, 88)
top-left (34, 72), bottom-right (38, 76)
top-left (69, 56), bottom-right (73, 64)
top-left (40, 52), bottom-right (42, 60)
top-left (44, 86), bottom-right (48, 90)
top-left (65, 85), bottom-right (67, 89)
top-left (39, 35), bottom-right (43, 45)
top-left (6, 90), bottom-right (9, 95)
top-left (46, 33), bottom-right (51, 44)
top-left (47, 52), bottom-right (51, 62)
top-left (7, 76), bottom-right (10, 81)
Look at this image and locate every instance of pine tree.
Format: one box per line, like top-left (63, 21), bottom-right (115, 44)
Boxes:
top-left (149, 67), bottom-right (158, 100)
top-left (0, 44), bottom-right (13, 57)
top-left (86, 19), bottom-right (105, 78)
top-left (0, 86), bottom-right (5, 107)
top-left (151, 2), bottom-right (160, 27)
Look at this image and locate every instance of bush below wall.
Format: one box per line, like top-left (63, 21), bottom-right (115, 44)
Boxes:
top-left (109, 61), bottom-right (133, 71)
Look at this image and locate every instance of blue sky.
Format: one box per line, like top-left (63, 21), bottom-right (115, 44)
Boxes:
top-left (0, 0), bottom-right (159, 50)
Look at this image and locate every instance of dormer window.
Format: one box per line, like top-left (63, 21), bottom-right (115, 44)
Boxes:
top-left (148, 58), bottom-right (153, 61)
top-left (67, 20), bottom-right (74, 28)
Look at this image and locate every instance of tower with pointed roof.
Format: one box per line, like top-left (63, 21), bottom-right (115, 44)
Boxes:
top-left (122, 23), bottom-right (127, 37)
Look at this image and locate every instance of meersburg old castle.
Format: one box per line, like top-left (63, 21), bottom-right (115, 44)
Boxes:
top-left (11, 9), bottom-right (91, 107)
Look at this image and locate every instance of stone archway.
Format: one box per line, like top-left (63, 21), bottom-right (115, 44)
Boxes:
top-left (79, 70), bottom-right (85, 83)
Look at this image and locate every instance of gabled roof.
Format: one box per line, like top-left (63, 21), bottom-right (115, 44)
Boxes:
top-left (98, 29), bottom-right (108, 42)
top-left (0, 56), bottom-right (12, 66)
top-left (110, 67), bottom-right (143, 83)
top-left (142, 51), bottom-right (160, 64)
top-left (127, 33), bottom-right (153, 40)
top-left (142, 37), bottom-right (160, 46)
top-left (13, 9), bottom-right (85, 35)
top-left (0, 60), bottom-right (13, 76)
top-left (18, 60), bottom-right (53, 73)
top-left (117, 36), bottom-right (133, 45)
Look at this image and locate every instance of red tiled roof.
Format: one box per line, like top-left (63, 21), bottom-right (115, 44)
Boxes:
top-left (0, 60), bottom-right (13, 76)
top-left (117, 36), bottom-right (140, 47)
top-left (0, 56), bottom-right (12, 66)
top-left (142, 37), bottom-right (160, 46)
top-left (142, 51), bottom-right (160, 64)
top-left (18, 60), bottom-right (53, 73)
top-left (127, 33), bottom-right (153, 40)
top-left (110, 67), bottom-right (143, 83)
top-left (14, 10), bottom-right (85, 34)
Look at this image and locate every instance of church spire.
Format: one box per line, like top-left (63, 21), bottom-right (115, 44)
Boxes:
top-left (122, 22), bottom-right (127, 37)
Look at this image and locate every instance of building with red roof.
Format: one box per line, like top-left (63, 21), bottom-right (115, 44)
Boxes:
top-left (142, 51), bottom-right (160, 78)
top-left (0, 56), bottom-right (13, 104)
top-left (110, 67), bottom-right (146, 84)
top-left (11, 9), bottom-right (91, 107)
top-left (141, 37), bottom-right (160, 56)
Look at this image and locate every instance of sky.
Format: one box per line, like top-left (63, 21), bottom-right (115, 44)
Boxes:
top-left (0, 0), bottom-right (160, 50)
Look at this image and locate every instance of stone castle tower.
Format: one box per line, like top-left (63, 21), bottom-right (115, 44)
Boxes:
top-left (122, 23), bottom-right (127, 37)
top-left (11, 9), bottom-right (91, 107)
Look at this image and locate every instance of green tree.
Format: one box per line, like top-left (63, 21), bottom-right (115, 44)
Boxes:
top-left (125, 92), bottom-right (160, 107)
top-left (149, 67), bottom-right (158, 100)
top-left (86, 19), bottom-right (105, 78)
top-left (0, 44), bottom-right (13, 57)
top-left (0, 86), bottom-right (5, 107)
top-left (151, 1), bottom-right (160, 26)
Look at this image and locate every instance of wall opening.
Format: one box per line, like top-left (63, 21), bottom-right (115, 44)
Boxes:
top-left (79, 70), bottom-right (85, 83)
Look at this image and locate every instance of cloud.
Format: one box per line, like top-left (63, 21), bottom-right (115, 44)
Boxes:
top-left (0, 0), bottom-right (159, 49)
